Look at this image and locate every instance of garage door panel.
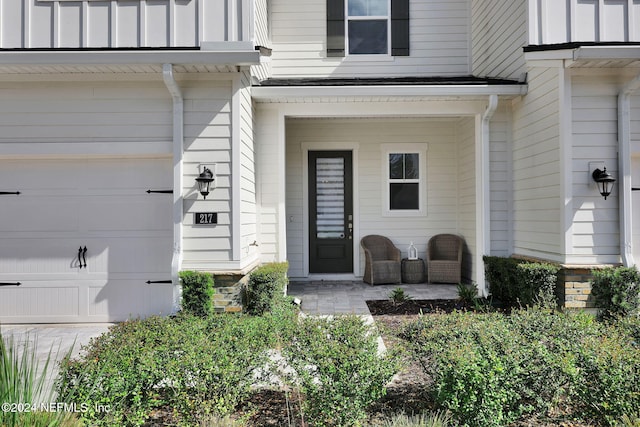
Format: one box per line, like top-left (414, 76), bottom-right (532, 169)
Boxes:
top-left (0, 285), bottom-right (80, 319)
top-left (0, 198), bottom-right (80, 232)
top-left (84, 199), bottom-right (173, 232)
top-left (0, 239), bottom-right (86, 274)
top-left (0, 158), bottom-right (173, 323)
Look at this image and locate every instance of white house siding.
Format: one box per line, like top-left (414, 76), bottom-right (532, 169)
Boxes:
top-left (570, 72), bottom-right (623, 264)
top-left (457, 116), bottom-right (476, 281)
top-left (252, 0), bottom-right (272, 82)
top-left (511, 66), bottom-right (562, 262)
top-left (470, 0), bottom-right (527, 80)
top-left (180, 77), bottom-right (235, 270)
top-left (239, 69), bottom-right (260, 269)
top-left (269, 0), bottom-right (471, 78)
top-left (529, 0), bottom-right (640, 45)
top-left (284, 117), bottom-right (477, 281)
top-left (490, 103), bottom-right (512, 256)
top-left (0, 0), bottom-right (257, 49)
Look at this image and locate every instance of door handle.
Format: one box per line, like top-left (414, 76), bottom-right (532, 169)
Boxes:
top-left (78, 246), bottom-right (87, 269)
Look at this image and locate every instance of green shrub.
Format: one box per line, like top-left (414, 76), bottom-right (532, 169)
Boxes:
top-left (401, 308), bottom-right (640, 427)
top-left (179, 270), bottom-right (214, 317)
top-left (283, 315), bottom-right (399, 427)
top-left (244, 262), bottom-right (289, 315)
top-left (56, 314), bottom-right (274, 426)
top-left (483, 256), bottom-right (560, 308)
top-left (591, 266), bottom-right (640, 320)
top-left (389, 287), bottom-right (413, 303)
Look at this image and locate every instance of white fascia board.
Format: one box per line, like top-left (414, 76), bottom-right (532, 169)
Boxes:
top-left (0, 50), bottom-right (261, 66)
top-left (573, 46), bottom-right (640, 60)
top-left (524, 50), bottom-right (574, 61)
top-left (252, 84), bottom-right (528, 100)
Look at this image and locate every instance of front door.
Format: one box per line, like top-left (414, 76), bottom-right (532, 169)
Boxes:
top-left (309, 151), bottom-right (353, 273)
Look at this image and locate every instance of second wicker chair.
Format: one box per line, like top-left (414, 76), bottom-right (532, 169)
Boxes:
top-left (427, 234), bottom-right (463, 284)
top-left (361, 235), bottom-right (402, 285)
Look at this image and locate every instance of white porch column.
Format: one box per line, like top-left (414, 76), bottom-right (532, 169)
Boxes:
top-left (476, 95), bottom-right (498, 296)
top-left (162, 63), bottom-right (184, 313)
top-left (618, 72), bottom-right (640, 267)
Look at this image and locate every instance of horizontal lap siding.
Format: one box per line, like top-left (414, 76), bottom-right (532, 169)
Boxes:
top-left (471, 0), bottom-right (527, 80)
top-left (570, 74), bottom-right (620, 263)
top-left (269, 0), bottom-right (470, 78)
top-left (512, 67), bottom-right (562, 261)
top-left (181, 79), bottom-right (235, 268)
top-left (284, 117), bottom-right (472, 279)
top-left (0, 80), bottom-right (171, 143)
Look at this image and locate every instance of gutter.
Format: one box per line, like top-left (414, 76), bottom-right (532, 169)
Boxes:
top-left (477, 94), bottom-right (499, 297)
top-left (618, 73), bottom-right (640, 267)
top-left (162, 63), bottom-right (184, 314)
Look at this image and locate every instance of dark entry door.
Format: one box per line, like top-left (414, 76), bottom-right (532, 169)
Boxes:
top-left (309, 151), bottom-right (353, 273)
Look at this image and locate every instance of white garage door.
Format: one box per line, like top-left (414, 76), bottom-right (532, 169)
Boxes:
top-left (0, 158), bottom-right (174, 323)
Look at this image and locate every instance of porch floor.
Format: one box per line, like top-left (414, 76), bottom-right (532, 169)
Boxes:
top-left (287, 281), bottom-right (459, 315)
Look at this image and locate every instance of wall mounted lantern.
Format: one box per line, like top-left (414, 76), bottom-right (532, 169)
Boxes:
top-left (195, 166), bottom-right (215, 200)
top-left (592, 167), bottom-right (616, 200)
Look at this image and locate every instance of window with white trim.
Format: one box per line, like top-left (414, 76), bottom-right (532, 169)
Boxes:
top-left (347, 0), bottom-right (389, 55)
top-left (381, 144), bottom-right (427, 215)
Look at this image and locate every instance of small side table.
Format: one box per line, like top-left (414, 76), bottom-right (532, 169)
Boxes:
top-left (402, 258), bottom-right (426, 284)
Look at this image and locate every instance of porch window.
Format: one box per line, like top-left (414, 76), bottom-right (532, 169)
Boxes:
top-left (382, 144), bottom-right (427, 216)
top-left (327, 0), bottom-right (409, 57)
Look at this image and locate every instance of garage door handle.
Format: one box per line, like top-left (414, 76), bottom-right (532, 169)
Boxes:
top-left (0, 282), bottom-right (21, 286)
top-left (146, 280), bottom-right (172, 284)
top-left (78, 246), bottom-right (87, 269)
top-left (0, 191), bottom-right (20, 195)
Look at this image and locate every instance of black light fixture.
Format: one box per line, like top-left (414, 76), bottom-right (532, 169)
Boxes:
top-left (592, 167), bottom-right (616, 200)
top-left (195, 167), bottom-right (215, 199)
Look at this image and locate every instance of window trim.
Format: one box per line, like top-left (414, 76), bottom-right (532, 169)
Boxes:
top-left (381, 143), bottom-right (428, 217)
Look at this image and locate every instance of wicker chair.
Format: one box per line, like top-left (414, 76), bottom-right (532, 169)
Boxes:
top-left (427, 234), bottom-right (464, 284)
top-left (361, 235), bottom-right (402, 285)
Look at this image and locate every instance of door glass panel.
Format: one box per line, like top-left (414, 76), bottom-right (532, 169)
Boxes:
top-left (316, 157), bottom-right (345, 239)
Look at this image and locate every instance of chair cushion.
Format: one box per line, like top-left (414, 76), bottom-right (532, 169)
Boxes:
top-left (371, 261), bottom-right (401, 284)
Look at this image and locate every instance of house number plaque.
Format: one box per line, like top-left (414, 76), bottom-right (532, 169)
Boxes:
top-left (194, 212), bottom-right (217, 225)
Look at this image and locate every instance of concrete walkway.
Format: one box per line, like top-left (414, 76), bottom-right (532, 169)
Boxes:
top-left (288, 280), bottom-right (459, 315)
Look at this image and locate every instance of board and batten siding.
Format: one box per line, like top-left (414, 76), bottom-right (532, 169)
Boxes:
top-left (252, 0), bottom-right (272, 82)
top-left (471, 0), bottom-right (527, 80)
top-left (529, 0), bottom-right (640, 45)
top-left (511, 67), bottom-right (562, 261)
top-left (284, 117), bottom-right (477, 281)
top-left (0, 79), bottom-right (172, 143)
top-left (569, 73), bottom-right (622, 264)
top-left (0, 0), bottom-right (253, 49)
top-left (269, 0), bottom-right (471, 78)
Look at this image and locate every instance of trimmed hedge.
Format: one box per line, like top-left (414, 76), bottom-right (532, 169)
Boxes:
top-left (483, 256), bottom-right (560, 308)
top-left (178, 270), bottom-right (214, 317)
top-left (244, 262), bottom-right (289, 315)
top-left (591, 266), bottom-right (640, 320)
top-left (401, 309), bottom-right (640, 427)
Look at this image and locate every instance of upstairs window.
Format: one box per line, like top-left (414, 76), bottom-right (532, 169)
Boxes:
top-left (347, 0), bottom-right (389, 55)
top-left (327, 0), bottom-right (409, 57)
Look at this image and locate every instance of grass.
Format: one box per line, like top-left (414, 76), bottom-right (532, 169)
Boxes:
top-left (0, 329), bottom-right (80, 427)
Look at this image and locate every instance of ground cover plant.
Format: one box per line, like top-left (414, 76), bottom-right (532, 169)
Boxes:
top-left (400, 308), bottom-right (640, 427)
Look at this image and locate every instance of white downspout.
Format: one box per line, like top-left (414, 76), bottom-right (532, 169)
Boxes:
top-left (477, 94), bottom-right (498, 297)
top-left (163, 63), bottom-right (184, 313)
top-left (618, 73), bottom-right (640, 267)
